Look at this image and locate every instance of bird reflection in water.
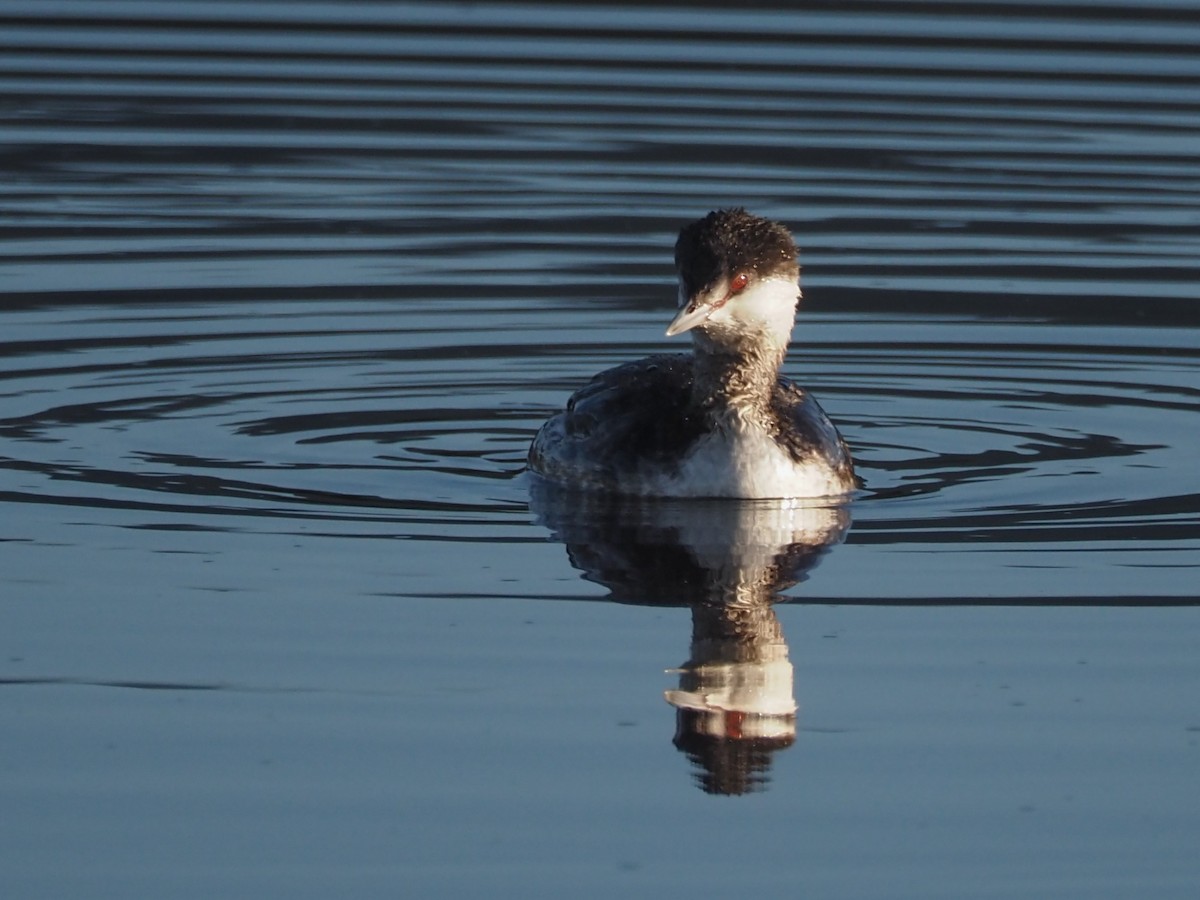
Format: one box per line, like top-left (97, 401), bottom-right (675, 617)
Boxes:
top-left (528, 480), bottom-right (850, 795)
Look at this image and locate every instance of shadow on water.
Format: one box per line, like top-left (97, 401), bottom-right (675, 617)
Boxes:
top-left (529, 479), bottom-right (850, 795)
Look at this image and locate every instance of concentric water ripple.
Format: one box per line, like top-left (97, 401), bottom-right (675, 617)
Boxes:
top-left (3, 298), bottom-right (1197, 604)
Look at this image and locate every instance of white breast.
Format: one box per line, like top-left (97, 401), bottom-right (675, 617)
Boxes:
top-left (647, 426), bottom-right (847, 499)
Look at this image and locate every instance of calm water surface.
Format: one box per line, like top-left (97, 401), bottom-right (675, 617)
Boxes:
top-left (2, 2), bottom-right (1199, 898)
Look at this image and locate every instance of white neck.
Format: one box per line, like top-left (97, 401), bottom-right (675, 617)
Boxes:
top-left (687, 277), bottom-right (799, 423)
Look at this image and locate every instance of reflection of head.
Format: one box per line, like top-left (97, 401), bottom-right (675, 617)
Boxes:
top-left (673, 714), bottom-right (795, 796)
top-left (666, 599), bottom-right (797, 795)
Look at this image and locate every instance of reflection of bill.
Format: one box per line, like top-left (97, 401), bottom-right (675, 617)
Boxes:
top-left (528, 482), bottom-right (850, 795)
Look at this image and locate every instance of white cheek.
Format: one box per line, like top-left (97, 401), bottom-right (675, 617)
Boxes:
top-left (709, 277), bottom-right (798, 343)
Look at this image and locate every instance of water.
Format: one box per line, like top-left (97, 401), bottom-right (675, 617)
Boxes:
top-left (2, 2), bottom-right (1199, 897)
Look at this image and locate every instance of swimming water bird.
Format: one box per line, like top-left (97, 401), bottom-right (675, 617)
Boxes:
top-left (528, 208), bottom-right (855, 498)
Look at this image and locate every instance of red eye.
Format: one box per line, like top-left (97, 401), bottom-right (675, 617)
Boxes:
top-left (730, 272), bottom-right (750, 293)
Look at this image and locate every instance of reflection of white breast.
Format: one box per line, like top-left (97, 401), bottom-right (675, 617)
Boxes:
top-left (679, 498), bottom-right (848, 573)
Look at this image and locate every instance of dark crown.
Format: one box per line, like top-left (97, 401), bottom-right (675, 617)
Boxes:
top-left (674, 209), bottom-right (799, 297)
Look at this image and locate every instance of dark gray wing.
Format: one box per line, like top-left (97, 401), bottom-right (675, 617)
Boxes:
top-left (770, 378), bottom-right (857, 485)
top-left (529, 353), bottom-right (706, 487)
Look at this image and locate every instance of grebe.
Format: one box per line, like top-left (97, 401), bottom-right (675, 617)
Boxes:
top-left (528, 208), bottom-right (855, 499)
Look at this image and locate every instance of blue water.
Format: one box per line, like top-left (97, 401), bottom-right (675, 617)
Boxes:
top-left (2, 2), bottom-right (1199, 897)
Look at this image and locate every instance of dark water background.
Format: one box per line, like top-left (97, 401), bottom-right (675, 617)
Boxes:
top-left (2, 2), bottom-right (1198, 897)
